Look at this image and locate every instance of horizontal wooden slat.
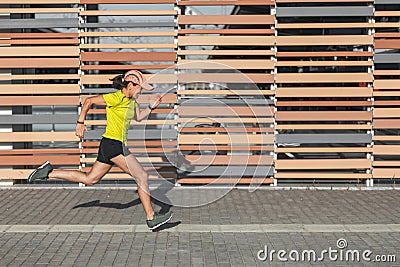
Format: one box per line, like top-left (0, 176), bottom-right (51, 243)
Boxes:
top-left (81, 52), bottom-right (176, 62)
top-left (0, 96), bottom-right (79, 106)
top-left (276, 124), bottom-right (372, 130)
top-left (373, 169), bottom-right (400, 179)
top-left (80, 44), bottom-right (176, 49)
top-left (0, 148), bottom-right (79, 155)
top-left (373, 119), bottom-right (400, 129)
top-left (277, 147), bottom-right (372, 153)
top-left (0, 156), bottom-right (79, 166)
top-left (81, 74), bottom-right (177, 84)
top-left (178, 36), bottom-right (275, 46)
top-left (0, 0), bottom-right (77, 3)
top-left (177, 0), bottom-right (275, 6)
top-left (276, 87), bottom-right (371, 97)
top-left (0, 46), bottom-right (79, 57)
top-left (276, 159), bottom-right (371, 170)
top-left (80, 31), bottom-right (175, 37)
top-left (0, 58), bottom-right (79, 68)
top-left (277, 51), bottom-right (373, 57)
top-left (276, 61), bottom-right (372, 67)
top-left (0, 132), bottom-right (78, 142)
top-left (0, 74), bottom-right (79, 81)
top-left (178, 73), bottom-right (274, 84)
top-left (178, 60), bottom-right (274, 69)
top-left (178, 178), bottom-right (274, 184)
top-left (178, 106), bottom-right (274, 116)
top-left (0, 8), bottom-right (78, 14)
top-left (275, 173), bottom-right (371, 179)
top-left (178, 90), bottom-right (274, 96)
top-left (179, 145), bottom-right (273, 151)
top-left (0, 84), bottom-right (79, 95)
top-left (277, 0), bottom-right (372, 2)
top-left (276, 101), bottom-right (372, 107)
top-left (276, 111), bottom-right (372, 121)
top-left (178, 29), bottom-right (275, 35)
top-left (276, 35), bottom-right (373, 46)
top-left (0, 33), bottom-right (78, 38)
top-left (178, 15), bottom-right (274, 25)
top-left (184, 155), bottom-right (273, 165)
top-left (375, 80), bottom-right (400, 90)
top-left (81, 0), bottom-right (175, 3)
top-left (178, 49), bottom-right (274, 56)
top-left (80, 10), bottom-right (177, 16)
top-left (374, 145), bottom-right (400, 155)
top-left (374, 108), bottom-right (400, 118)
top-left (179, 127), bottom-right (273, 133)
top-left (276, 73), bottom-right (373, 83)
top-left (178, 117), bottom-right (274, 123)
top-left (178, 134), bottom-right (273, 144)
top-left (277, 23), bottom-right (373, 29)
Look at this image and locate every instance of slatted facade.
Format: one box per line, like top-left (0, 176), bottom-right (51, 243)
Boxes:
top-left (0, 0), bottom-right (399, 186)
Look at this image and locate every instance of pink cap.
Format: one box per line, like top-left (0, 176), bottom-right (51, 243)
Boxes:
top-left (123, 70), bottom-right (154, 90)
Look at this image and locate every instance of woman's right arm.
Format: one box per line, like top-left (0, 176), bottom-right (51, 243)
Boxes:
top-left (76, 95), bottom-right (106, 138)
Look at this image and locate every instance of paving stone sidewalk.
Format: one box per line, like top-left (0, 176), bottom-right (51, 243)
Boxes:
top-left (0, 188), bottom-right (399, 266)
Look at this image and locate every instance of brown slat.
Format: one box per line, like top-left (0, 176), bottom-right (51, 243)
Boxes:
top-left (275, 159), bottom-right (371, 170)
top-left (276, 101), bottom-right (372, 107)
top-left (178, 106), bottom-right (274, 116)
top-left (275, 173), bottom-right (371, 179)
top-left (375, 33), bottom-right (400, 38)
top-left (185, 155), bottom-right (273, 165)
top-left (375, 40), bottom-right (400, 49)
top-left (178, 0), bottom-right (275, 6)
top-left (373, 119), bottom-right (400, 129)
top-left (178, 15), bottom-right (274, 25)
top-left (179, 127), bottom-right (273, 133)
top-left (81, 64), bottom-right (174, 70)
top-left (0, 149), bottom-right (79, 155)
top-left (0, 96), bottom-right (79, 106)
top-left (276, 111), bottom-right (372, 121)
top-left (179, 145), bottom-right (273, 151)
top-left (81, 52), bottom-right (176, 62)
top-left (178, 178), bottom-right (275, 184)
top-left (0, 39), bottom-right (79, 45)
top-left (82, 94), bottom-right (176, 104)
top-left (178, 29), bottom-right (274, 35)
top-left (0, 33), bottom-right (78, 38)
top-left (81, 0), bottom-right (175, 3)
top-left (0, 156), bottom-right (79, 166)
top-left (277, 52), bottom-right (373, 57)
top-left (0, 58), bottom-right (79, 68)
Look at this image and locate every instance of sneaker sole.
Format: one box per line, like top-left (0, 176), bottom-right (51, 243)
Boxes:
top-left (28, 161), bottom-right (50, 183)
top-left (148, 213), bottom-right (173, 230)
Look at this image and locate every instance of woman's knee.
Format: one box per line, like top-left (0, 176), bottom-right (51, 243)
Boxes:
top-left (85, 174), bottom-right (102, 186)
top-left (136, 171), bottom-right (149, 183)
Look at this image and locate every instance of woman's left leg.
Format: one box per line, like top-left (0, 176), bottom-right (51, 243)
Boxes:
top-left (110, 154), bottom-right (154, 220)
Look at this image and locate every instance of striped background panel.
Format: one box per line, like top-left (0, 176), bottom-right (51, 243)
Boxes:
top-left (0, 2), bottom-right (80, 178)
top-left (372, 0), bottom-right (400, 179)
top-left (176, 0), bottom-right (275, 185)
top-left (274, 0), bottom-right (373, 181)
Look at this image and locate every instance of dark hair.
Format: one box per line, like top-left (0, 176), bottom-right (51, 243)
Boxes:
top-left (109, 74), bottom-right (138, 90)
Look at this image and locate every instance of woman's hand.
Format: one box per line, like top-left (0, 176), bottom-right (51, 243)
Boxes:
top-left (149, 94), bottom-right (162, 109)
top-left (75, 123), bottom-right (88, 139)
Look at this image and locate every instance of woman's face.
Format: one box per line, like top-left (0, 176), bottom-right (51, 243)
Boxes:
top-left (127, 83), bottom-right (142, 98)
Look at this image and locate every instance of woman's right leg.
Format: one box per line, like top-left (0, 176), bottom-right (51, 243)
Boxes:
top-left (49, 161), bottom-right (112, 186)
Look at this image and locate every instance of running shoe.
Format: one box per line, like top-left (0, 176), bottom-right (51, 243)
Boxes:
top-left (146, 211), bottom-right (173, 230)
top-left (28, 161), bottom-right (53, 183)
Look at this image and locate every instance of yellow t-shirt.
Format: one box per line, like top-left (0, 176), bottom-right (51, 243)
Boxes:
top-left (102, 90), bottom-right (138, 145)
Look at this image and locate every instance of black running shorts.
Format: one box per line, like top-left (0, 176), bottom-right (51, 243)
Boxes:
top-left (97, 137), bottom-right (131, 165)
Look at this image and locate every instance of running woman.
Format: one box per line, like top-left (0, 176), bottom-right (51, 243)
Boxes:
top-left (28, 70), bottom-right (172, 230)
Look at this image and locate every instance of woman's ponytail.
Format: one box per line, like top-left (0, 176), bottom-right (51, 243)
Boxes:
top-left (109, 74), bottom-right (129, 90)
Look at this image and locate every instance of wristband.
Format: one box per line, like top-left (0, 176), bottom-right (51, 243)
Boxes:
top-left (77, 120), bottom-right (84, 124)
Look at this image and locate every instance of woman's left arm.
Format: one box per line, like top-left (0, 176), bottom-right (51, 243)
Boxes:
top-left (134, 94), bottom-right (162, 122)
